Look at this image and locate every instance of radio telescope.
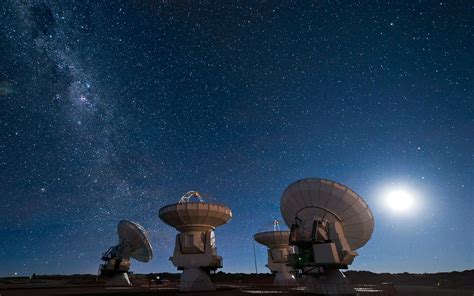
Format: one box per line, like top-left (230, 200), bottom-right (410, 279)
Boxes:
top-left (99, 220), bottom-right (153, 287)
top-left (280, 178), bottom-right (374, 295)
top-left (159, 191), bottom-right (232, 291)
top-left (254, 220), bottom-right (296, 286)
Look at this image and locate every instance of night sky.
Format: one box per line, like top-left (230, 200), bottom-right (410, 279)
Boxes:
top-left (0, 1), bottom-right (472, 277)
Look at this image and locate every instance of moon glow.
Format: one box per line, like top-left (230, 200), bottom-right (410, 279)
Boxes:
top-left (385, 189), bottom-right (415, 214)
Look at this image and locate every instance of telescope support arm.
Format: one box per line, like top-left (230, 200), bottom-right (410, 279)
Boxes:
top-left (328, 221), bottom-right (357, 265)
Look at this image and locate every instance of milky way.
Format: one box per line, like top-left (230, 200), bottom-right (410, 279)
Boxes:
top-left (0, 1), bottom-right (472, 276)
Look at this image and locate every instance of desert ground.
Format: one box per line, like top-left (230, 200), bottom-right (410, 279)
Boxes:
top-left (1, 270), bottom-right (472, 296)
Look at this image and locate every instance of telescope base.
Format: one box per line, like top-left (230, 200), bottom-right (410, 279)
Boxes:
top-left (274, 271), bottom-right (297, 287)
top-left (304, 269), bottom-right (355, 295)
top-left (180, 268), bottom-right (215, 292)
top-left (106, 272), bottom-right (131, 287)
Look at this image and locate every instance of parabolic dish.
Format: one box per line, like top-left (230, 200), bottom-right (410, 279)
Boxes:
top-left (254, 231), bottom-right (290, 248)
top-left (280, 178), bottom-right (374, 250)
top-left (159, 202), bottom-right (232, 231)
top-left (117, 220), bottom-right (153, 262)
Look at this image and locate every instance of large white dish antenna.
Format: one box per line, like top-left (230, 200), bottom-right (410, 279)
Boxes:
top-left (254, 231), bottom-right (290, 248)
top-left (159, 202), bottom-right (232, 232)
top-left (280, 178), bottom-right (374, 250)
top-left (117, 220), bottom-right (153, 262)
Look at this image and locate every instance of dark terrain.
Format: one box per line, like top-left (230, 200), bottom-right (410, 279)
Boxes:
top-left (0, 270), bottom-right (472, 295)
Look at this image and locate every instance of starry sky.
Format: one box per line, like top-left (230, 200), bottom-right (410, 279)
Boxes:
top-left (0, 1), bottom-right (472, 277)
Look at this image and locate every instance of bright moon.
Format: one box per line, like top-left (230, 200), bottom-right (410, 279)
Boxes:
top-left (385, 189), bottom-right (415, 213)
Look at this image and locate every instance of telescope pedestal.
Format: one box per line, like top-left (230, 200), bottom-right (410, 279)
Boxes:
top-left (106, 272), bottom-right (131, 287)
top-left (170, 231), bottom-right (222, 291)
top-left (100, 258), bottom-right (132, 287)
top-left (180, 268), bottom-right (214, 291)
top-left (274, 269), bottom-right (296, 287)
top-left (304, 269), bottom-right (355, 295)
top-left (264, 244), bottom-right (296, 287)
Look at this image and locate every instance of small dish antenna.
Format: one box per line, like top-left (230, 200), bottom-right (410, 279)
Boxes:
top-left (99, 220), bottom-right (153, 287)
top-left (254, 220), bottom-right (297, 287)
top-left (159, 191), bottom-right (232, 292)
top-left (280, 178), bottom-right (374, 295)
